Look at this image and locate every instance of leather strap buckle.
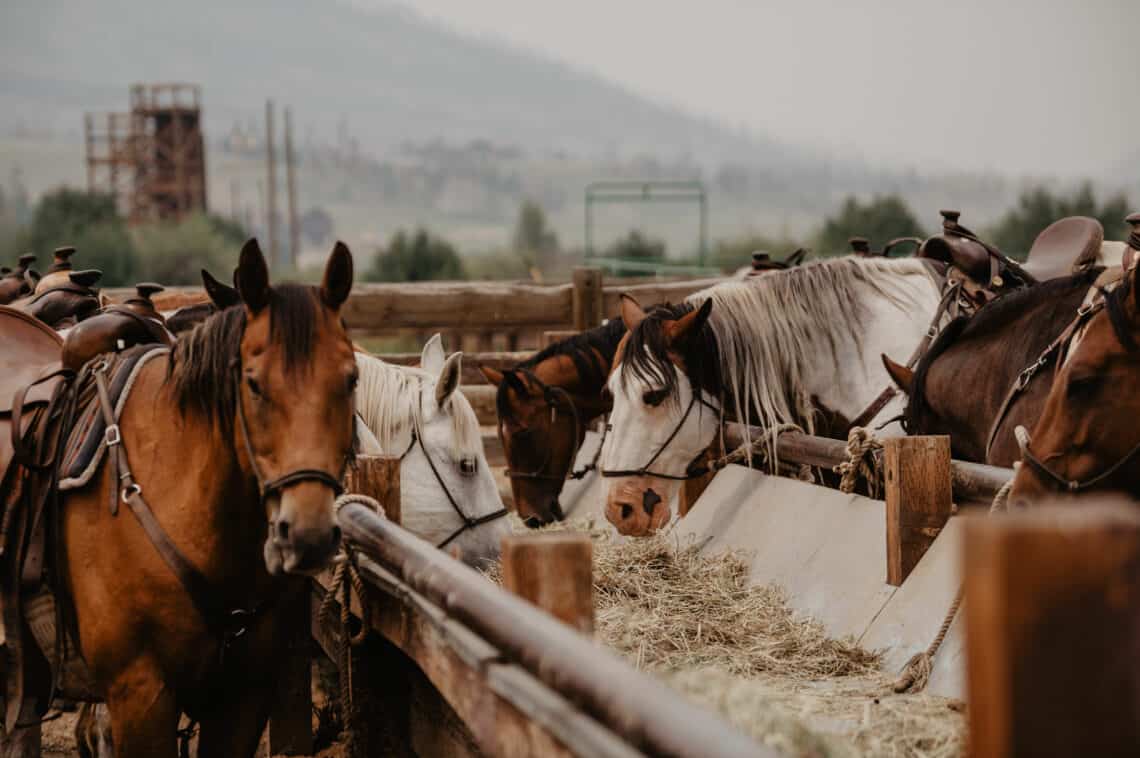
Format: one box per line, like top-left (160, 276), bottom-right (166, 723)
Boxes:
top-left (105, 424), bottom-right (122, 447)
top-left (121, 482), bottom-right (142, 504)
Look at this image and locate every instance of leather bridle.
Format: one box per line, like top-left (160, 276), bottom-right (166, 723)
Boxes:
top-left (600, 390), bottom-right (722, 481)
top-left (499, 369), bottom-right (599, 484)
top-left (399, 389), bottom-right (508, 549)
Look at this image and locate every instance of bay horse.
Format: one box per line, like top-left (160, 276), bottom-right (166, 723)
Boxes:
top-left (354, 339), bottom-right (510, 564)
top-left (479, 319), bottom-right (626, 526)
top-left (600, 256), bottom-right (945, 536)
top-left (883, 267), bottom-right (1107, 466)
top-left (1011, 263), bottom-right (1140, 501)
top-left (20, 240), bottom-right (356, 756)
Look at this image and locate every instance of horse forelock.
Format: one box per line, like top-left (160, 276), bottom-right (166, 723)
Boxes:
top-left (677, 255), bottom-right (940, 462)
top-left (618, 301), bottom-right (721, 412)
top-left (355, 353), bottom-right (481, 459)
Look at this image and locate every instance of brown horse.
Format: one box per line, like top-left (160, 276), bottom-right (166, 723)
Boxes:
top-left (14, 240), bottom-right (357, 756)
top-left (480, 319), bottom-right (625, 526)
top-left (883, 267), bottom-right (1106, 466)
top-left (1011, 264), bottom-right (1140, 502)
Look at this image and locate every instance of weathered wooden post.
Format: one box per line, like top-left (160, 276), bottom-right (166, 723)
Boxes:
top-left (345, 454), bottom-right (401, 523)
top-left (543, 329), bottom-right (578, 347)
top-left (963, 500), bottom-right (1140, 757)
top-left (883, 435), bottom-right (952, 586)
top-left (501, 533), bottom-right (594, 634)
top-left (572, 267), bottom-right (604, 331)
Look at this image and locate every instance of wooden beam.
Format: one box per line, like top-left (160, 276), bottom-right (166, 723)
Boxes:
top-left (345, 455), bottom-right (401, 524)
top-left (342, 281), bottom-right (573, 331)
top-left (355, 351), bottom-right (532, 386)
top-left (462, 385), bottom-right (497, 427)
top-left (883, 436), bottom-right (952, 586)
top-left (572, 268), bottom-right (604, 330)
top-left (964, 501), bottom-right (1140, 757)
top-left (501, 533), bottom-right (594, 634)
top-left (544, 330), bottom-right (579, 347)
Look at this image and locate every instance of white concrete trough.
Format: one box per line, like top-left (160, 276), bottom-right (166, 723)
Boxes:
top-left (674, 464), bottom-right (964, 698)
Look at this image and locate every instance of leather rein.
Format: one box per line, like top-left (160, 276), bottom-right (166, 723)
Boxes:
top-left (600, 390), bottom-right (723, 481)
top-left (91, 356), bottom-right (346, 652)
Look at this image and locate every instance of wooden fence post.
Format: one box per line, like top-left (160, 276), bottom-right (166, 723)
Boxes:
top-left (963, 501), bottom-right (1140, 757)
top-left (572, 267), bottom-right (604, 331)
top-left (543, 329), bottom-right (578, 347)
top-left (500, 533), bottom-right (594, 634)
top-left (345, 454), bottom-right (401, 524)
top-left (883, 435), bottom-right (952, 586)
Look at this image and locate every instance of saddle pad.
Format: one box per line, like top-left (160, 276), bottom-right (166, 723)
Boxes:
top-left (58, 345), bottom-right (169, 491)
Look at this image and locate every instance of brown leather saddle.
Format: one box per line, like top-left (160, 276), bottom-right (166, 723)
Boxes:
top-left (748, 248), bottom-right (807, 275)
top-left (1022, 216), bottom-right (1104, 282)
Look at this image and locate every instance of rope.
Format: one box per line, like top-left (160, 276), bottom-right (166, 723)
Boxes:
top-left (834, 426), bottom-right (883, 496)
top-left (892, 474), bottom-right (1014, 693)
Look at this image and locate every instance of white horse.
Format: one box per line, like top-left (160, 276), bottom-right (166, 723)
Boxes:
top-left (599, 255), bottom-right (946, 536)
top-left (354, 335), bottom-right (509, 566)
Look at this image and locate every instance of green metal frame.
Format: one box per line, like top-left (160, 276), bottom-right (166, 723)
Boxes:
top-left (585, 180), bottom-right (714, 275)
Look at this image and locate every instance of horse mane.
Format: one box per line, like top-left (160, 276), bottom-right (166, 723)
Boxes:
top-left (354, 352), bottom-right (481, 458)
top-left (496, 318), bottom-right (627, 422)
top-left (1104, 271), bottom-right (1139, 354)
top-left (905, 267), bottom-right (1106, 433)
top-left (620, 257), bottom-right (939, 445)
top-left (167, 284), bottom-right (329, 434)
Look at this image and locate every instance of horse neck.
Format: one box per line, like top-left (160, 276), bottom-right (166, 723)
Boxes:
top-left (125, 358), bottom-right (265, 580)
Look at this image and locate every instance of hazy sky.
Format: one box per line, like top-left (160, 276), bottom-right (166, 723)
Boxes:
top-left (374, 0), bottom-right (1136, 178)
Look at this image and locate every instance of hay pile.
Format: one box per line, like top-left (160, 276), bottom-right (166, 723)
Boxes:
top-left (489, 515), bottom-right (966, 757)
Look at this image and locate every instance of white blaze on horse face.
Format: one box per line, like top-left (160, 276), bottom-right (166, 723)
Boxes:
top-left (601, 352), bottom-right (719, 537)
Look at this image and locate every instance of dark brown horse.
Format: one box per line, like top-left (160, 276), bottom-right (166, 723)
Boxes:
top-left (480, 319), bottom-right (626, 526)
top-left (165, 270), bottom-right (242, 335)
top-left (7, 240), bottom-right (357, 756)
top-left (1011, 264), bottom-right (1140, 501)
top-left (884, 267), bottom-right (1106, 466)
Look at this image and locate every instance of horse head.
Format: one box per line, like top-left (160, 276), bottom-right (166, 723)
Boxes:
top-left (1011, 263), bottom-right (1140, 503)
top-left (229, 239), bottom-right (357, 575)
top-left (601, 295), bottom-right (719, 536)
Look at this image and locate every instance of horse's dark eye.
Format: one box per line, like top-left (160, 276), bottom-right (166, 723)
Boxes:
top-left (1066, 373), bottom-right (1101, 398)
top-left (642, 388), bottom-right (668, 407)
top-left (247, 376), bottom-right (263, 397)
top-left (460, 458), bottom-right (477, 476)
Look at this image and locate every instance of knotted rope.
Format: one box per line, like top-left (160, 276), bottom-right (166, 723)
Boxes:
top-left (705, 423), bottom-right (813, 481)
top-left (835, 426), bottom-right (883, 496)
top-left (318, 493), bottom-right (385, 737)
top-left (892, 473), bottom-right (1014, 693)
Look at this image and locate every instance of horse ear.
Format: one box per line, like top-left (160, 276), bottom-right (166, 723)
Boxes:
top-left (435, 352), bottom-right (462, 407)
top-left (881, 354), bottom-right (914, 393)
top-left (479, 365), bottom-right (504, 386)
top-left (202, 269), bottom-right (241, 309)
top-left (235, 239), bottom-right (271, 314)
top-left (421, 333), bottom-right (446, 374)
top-left (620, 294), bottom-right (647, 331)
top-left (665, 299), bottom-right (712, 343)
top-left (320, 241), bottom-right (354, 311)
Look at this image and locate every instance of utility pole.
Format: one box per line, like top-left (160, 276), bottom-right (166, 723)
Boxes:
top-left (284, 106), bottom-right (299, 269)
top-left (265, 99), bottom-right (279, 268)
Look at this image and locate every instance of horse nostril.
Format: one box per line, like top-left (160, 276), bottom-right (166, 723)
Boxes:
top-left (642, 489), bottom-right (662, 516)
top-left (620, 504), bottom-right (633, 520)
top-left (276, 520), bottom-right (290, 542)
top-left (524, 516), bottom-right (544, 529)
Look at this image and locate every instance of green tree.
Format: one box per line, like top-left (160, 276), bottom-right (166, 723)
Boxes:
top-left (988, 183), bottom-right (1131, 259)
top-left (133, 213), bottom-right (239, 285)
top-left (816, 194), bottom-right (926, 256)
top-left (27, 189), bottom-right (138, 285)
top-left (606, 230), bottom-right (666, 260)
top-left (366, 228), bottom-right (466, 282)
top-left (511, 200), bottom-right (559, 269)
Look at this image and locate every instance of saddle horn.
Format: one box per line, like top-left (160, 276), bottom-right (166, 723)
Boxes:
top-left (49, 246), bottom-right (77, 273)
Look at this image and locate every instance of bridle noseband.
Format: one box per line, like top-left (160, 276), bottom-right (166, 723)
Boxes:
top-left (600, 390), bottom-right (722, 481)
top-left (399, 388), bottom-right (508, 549)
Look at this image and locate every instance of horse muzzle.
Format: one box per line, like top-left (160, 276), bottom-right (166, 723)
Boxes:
top-left (604, 477), bottom-right (672, 536)
top-left (264, 483), bottom-right (342, 575)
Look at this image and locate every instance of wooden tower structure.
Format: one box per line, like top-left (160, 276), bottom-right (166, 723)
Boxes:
top-left (85, 83), bottom-right (207, 223)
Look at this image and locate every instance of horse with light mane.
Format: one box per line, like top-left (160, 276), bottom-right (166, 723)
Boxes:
top-left (599, 256), bottom-right (945, 536)
top-left (3, 240), bottom-right (357, 755)
top-left (355, 340), bottom-right (509, 565)
top-left (1010, 263), bottom-right (1140, 502)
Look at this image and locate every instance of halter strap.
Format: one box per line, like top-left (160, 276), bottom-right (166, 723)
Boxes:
top-left (500, 369), bottom-right (598, 483)
top-left (600, 391), bottom-right (722, 481)
top-left (1017, 425), bottom-right (1140, 494)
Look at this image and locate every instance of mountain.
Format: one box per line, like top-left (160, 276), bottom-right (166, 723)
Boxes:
top-left (0, 0), bottom-right (801, 167)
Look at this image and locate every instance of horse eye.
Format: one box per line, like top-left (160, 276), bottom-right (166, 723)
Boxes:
top-left (1066, 373), bottom-right (1101, 397)
top-left (460, 458), bottom-right (477, 476)
top-left (642, 388), bottom-right (668, 407)
top-left (246, 376), bottom-right (263, 397)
